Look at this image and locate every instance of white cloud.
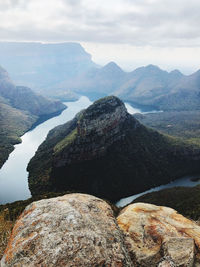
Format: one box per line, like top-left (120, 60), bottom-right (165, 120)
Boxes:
top-left (0, 0), bottom-right (200, 72)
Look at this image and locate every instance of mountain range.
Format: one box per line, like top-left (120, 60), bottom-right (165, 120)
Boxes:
top-left (1, 42), bottom-right (200, 111)
top-left (67, 62), bottom-right (200, 111)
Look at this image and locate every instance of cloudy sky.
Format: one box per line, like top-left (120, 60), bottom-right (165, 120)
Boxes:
top-left (0, 0), bottom-right (200, 73)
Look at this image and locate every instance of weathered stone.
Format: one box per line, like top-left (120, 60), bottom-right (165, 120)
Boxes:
top-left (117, 202), bottom-right (200, 267)
top-left (162, 237), bottom-right (194, 266)
top-left (158, 257), bottom-right (176, 267)
top-left (1, 193), bottom-right (132, 267)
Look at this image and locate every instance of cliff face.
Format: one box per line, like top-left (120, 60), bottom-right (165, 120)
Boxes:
top-left (28, 96), bottom-right (200, 201)
top-left (1, 194), bottom-right (200, 266)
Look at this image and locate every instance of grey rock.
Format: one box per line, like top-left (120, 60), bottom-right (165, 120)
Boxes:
top-left (1, 194), bottom-right (132, 267)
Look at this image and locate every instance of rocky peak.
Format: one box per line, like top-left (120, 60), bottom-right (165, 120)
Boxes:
top-left (77, 96), bottom-right (129, 137)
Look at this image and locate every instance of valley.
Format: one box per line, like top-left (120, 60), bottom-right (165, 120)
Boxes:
top-left (0, 43), bottom-right (200, 267)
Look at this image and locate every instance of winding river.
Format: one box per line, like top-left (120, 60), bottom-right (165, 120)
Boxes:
top-left (0, 97), bottom-right (199, 205)
top-left (0, 96), bottom-right (92, 204)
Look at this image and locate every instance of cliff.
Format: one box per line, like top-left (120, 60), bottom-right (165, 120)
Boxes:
top-left (1, 194), bottom-right (200, 266)
top-left (28, 96), bottom-right (200, 201)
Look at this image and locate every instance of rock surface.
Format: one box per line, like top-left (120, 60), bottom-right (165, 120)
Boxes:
top-left (117, 203), bottom-right (200, 266)
top-left (1, 193), bottom-right (132, 267)
top-left (28, 95), bottom-right (200, 201)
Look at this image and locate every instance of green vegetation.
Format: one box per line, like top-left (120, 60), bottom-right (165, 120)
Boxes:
top-left (0, 101), bottom-right (37, 168)
top-left (0, 66), bottom-right (66, 169)
top-left (28, 96), bottom-right (200, 202)
top-left (54, 128), bottom-right (78, 153)
top-left (135, 110), bottom-right (200, 144)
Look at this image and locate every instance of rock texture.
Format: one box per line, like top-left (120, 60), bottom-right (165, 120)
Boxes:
top-left (117, 203), bottom-right (200, 266)
top-left (28, 95), bottom-right (200, 201)
top-left (1, 193), bottom-right (132, 267)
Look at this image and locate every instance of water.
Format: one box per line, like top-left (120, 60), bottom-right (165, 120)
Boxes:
top-left (116, 175), bottom-right (200, 208)
top-left (0, 96), bottom-right (92, 204)
top-left (125, 102), bottom-right (163, 115)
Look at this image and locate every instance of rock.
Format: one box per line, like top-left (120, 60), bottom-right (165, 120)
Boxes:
top-left (162, 237), bottom-right (194, 266)
top-left (158, 257), bottom-right (176, 267)
top-left (1, 193), bottom-right (132, 267)
top-left (117, 203), bottom-right (200, 267)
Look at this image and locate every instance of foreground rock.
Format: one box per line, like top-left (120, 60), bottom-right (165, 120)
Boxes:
top-left (1, 194), bottom-right (132, 267)
top-left (28, 96), bottom-right (200, 201)
top-left (117, 203), bottom-right (200, 266)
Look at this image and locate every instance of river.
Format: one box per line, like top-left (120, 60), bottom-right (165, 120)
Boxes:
top-left (0, 96), bottom-right (92, 204)
top-left (0, 97), bottom-right (199, 205)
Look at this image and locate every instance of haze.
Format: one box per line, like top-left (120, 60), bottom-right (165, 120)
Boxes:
top-left (0, 0), bottom-right (200, 73)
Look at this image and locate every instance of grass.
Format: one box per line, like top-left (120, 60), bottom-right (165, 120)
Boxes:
top-left (54, 128), bottom-right (78, 153)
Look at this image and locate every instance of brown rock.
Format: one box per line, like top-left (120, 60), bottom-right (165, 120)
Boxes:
top-left (158, 257), bottom-right (175, 267)
top-left (117, 202), bottom-right (200, 267)
top-left (163, 237), bottom-right (194, 266)
top-left (1, 193), bottom-right (132, 267)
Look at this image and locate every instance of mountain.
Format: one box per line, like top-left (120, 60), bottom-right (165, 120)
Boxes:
top-left (114, 64), bottom-right (185, 107)
top-left (52, 61), bottom-right (126, 100)
top-left (0, 66), bottom-right (66, 168)
top-left (0, 42), bottom-right (97, 97)
top-left (152, 69), bottom-right (200, 111)
top-left (27, 96), bottom-right (200, 201)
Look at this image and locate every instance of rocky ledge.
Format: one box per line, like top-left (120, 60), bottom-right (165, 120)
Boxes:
top-left (1, 194), bottom-right (200, 266)
top-left (28, 96), bottom-right (200, 201)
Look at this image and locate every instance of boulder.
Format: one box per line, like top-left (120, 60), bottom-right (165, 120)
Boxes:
top-left (1, 193), bottom-right (132, 267)
top-left (117, 202), bottom-right (200, 267)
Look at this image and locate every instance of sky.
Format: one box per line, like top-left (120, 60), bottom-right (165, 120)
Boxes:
top-left (0, 0), bottom-right (200, 74)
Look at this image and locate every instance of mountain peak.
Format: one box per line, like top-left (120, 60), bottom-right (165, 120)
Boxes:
top-left (102, 62), bottom-right (124, 73)
top-left (77, 96), bottom-right (128, 137)
top-left (145, 64), bottom-right (162, 71)
top-left (170, 69), bottom-right (183, 76)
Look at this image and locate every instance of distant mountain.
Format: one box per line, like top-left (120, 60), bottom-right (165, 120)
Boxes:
top-left (152, 69), bottom-right (200, 111)
top-left (27, 96), bottom-right (200, 201)
top-left (0, 41), bottom-right (199, 110)
top-left (51, 61), bottom-right (126, 100)
top-left (0, 66), bottom-right (66, 168)
top-left (0, 42), bottom-right (97, 93)
top-left (69, 62), bottom-right (200, 111)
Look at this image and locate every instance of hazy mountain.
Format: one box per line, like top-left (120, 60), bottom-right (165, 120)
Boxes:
top-left (114, 65), bottom-right (184, 106)
top-left (70, 62), bottom-right (200, 111)
top-left (27, 96), bottom-right (200, 201)
top-left (152, 69), bottom-right (200, 110)
top-left (0, 42), bottom-right (97, 92)
top-left (0, 66), bottom-right (65, 168)
top-left (51, 61), bottom-right (126, 100)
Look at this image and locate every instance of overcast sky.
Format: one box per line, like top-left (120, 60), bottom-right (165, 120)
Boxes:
top-left (0, 0), bottom-right (200, 73)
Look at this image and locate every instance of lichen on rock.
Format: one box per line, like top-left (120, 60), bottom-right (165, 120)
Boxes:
top-left (117, 202), bottom-right (200, 267)
top-left (1, 193), bottom-right (132, 267)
